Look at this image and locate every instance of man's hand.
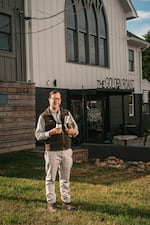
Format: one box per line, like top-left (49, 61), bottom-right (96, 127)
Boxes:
top-left (49, 127), bottom-right (62, 136)
top-left (65, 127), bottom-right (77, 137)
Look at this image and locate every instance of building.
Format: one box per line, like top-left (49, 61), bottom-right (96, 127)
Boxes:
top-left (0, 0), bottom-right (149, 151)
top-left (0, 0), bottom-right (35, 153)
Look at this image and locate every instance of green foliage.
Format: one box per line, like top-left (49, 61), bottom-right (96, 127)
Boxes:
top-left (142, 31), bottom-right (150, 81)
top-left (0, 151), bottom-right (150, 225)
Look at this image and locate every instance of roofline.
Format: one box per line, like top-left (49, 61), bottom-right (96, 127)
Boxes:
top-left (120, 0), bottom-right (138, 20)
top-left (127, 31), bottom-right (150, 49)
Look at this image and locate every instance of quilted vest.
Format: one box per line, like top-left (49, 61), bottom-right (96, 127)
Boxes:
top-left (41, 107), bottom-right (72, 151)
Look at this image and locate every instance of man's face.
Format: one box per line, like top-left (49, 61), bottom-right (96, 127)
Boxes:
top-left (49, 92), bottom-right (61, 111)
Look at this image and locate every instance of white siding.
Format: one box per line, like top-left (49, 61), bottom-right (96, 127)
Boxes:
top-left (128, 43), bottom-right (142, 94)
top-left (25, 0), bottom-right (139, 92)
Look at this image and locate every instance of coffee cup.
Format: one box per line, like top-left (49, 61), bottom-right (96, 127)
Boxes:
top-left (56, 123), bottom-right (62, 129)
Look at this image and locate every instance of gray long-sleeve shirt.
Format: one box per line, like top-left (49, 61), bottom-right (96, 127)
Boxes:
top-left (35, 109), bottom-right (79, 141)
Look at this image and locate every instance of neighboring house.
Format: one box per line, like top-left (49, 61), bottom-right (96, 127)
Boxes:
top-left (127, 32), bottom-right (150, 135)
top-left (0, 0), bottom-right (149, 149)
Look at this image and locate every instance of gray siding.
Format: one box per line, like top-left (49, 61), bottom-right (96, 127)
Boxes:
top-left (0, 0), bottom-right (26, 82)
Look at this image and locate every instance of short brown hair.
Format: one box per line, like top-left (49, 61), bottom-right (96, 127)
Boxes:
top-left (49, 90), bottom-right (61, 98)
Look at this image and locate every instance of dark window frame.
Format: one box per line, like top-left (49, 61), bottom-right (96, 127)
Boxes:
top-left (0, 8), bottom-right (15, 57)
top-left (89, 4), bottom-right (99, 65)
top-left (66, 0), bottom-right (78, 62)
top-left (78, 0), bottom-right (88, 64)
top-left (129, 94), bottom-right (135, 117)
top-left (99, 7), bottom-right (108, 66)
top-left (128, 49), bottom-right (134, 72)
top-left (0, 13), bottom-right (11, 51)
top-left (65, 0), bottom-right (108, 67)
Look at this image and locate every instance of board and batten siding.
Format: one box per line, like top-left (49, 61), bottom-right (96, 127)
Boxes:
top-left (25, 0), bottom-right (139, 92)
top-left (0, 0), bottom-right (26, 82)
top-left (0, 82), bottom-right (35, 154)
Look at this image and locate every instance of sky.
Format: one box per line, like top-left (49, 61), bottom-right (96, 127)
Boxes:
top-left (127, 0), bottom-right (150, 39)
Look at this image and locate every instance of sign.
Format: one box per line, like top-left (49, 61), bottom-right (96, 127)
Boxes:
top-left (87, 108), bottom-right (101, 122)
top-left (97, 77), bottom-right (134, 90)
top-left (0, 94), bottom-right (8, 105)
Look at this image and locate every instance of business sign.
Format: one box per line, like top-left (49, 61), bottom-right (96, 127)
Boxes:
top-left (87, 108), bottom-right (101, 122)
top-left (97, 77), bottom-right (134, 90)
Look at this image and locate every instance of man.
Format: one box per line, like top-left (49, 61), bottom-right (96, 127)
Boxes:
top-left (35, 90), bottom-right (79, 212)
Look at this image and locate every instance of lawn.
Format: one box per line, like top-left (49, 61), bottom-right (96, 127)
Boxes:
top-left (0, 151), bottom-right (150, 225)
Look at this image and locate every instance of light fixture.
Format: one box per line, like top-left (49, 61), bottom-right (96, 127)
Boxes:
top-left (53, 79), bottom-right (57, 87)
top-left (47, 80), bottom-right (50, 86)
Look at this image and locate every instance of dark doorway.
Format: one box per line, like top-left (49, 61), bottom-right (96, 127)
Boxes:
top-left (86, 97), bottom-right (104, 143)
top-left (69, 91), bottom-right (107, 145)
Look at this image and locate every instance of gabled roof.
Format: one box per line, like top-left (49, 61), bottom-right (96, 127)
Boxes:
top-left (120, 0), bottom-right (138, 19)
top-left (127, 31), bottom-right (150, 49)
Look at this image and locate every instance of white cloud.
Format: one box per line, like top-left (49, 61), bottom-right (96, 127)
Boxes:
top-left (127, 23), bottom-right (150, 38)
top-left (134, 10), bottom-right (150, 21)
top-left (140, 0), bottom-right (150, 2)
top-left (136, 10), bottom-right (150, 20)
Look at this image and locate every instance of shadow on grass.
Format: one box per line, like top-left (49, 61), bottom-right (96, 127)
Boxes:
top-left (77, 201), bottom-right (150, 219)
top-left (0, 151), bottom-right (148, 185)
top-left (2, 193), bottom-right (149, 221)
top-left (71, 162), bottom-right (148, 185)
top-left (0, 194), bottom-right (46, 204)
top-left (0, 151), bottom-right (45, 180)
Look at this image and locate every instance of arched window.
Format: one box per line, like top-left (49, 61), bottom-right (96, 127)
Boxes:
top-left (89, 5), bottom-right (98, 65)
top-left (78, 0), bottom-right (88, 63)
top-left (65, 0), bottom-right (108, 67)
top-left (99, 8), bottom-right (107, 66)
top-left (65, 0), bottom-right (77, 61)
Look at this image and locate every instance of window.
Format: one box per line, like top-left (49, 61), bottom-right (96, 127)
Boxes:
top-left (66, 0), bottom-right (78, 61)
top-left (89, 6), bottom-right (98, 65)
top-left (65, 0), bottom-right (108, 67)
top-left (99, 8), bottom-right (107, 66)
top-left (0, 13), bottom-right (11, 51)
top-left (78, 0), bottom-right (88, 63)
top-left (128, 49), bottom-right (134, 72)
top-left (129, 94), bottom-right (134, 116)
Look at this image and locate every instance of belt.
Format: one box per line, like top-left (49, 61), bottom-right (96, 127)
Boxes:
top-left (45, 143), bottom-right (70, 151)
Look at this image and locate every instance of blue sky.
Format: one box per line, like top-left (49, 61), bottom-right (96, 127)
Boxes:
top-left (127, 0), bottom-right (150, 39)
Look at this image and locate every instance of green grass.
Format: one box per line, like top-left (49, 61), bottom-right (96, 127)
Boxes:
top-left (0, 151), bottom-right (150, 225)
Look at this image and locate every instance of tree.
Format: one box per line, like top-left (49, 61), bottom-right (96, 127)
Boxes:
top-left (142, 31), bottom-right (150, 81)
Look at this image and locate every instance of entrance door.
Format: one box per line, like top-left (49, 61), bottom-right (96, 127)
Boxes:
top-left (87, 99), bottom-right (104, 143)
top-left (70, 95), bottom-right (104, 144)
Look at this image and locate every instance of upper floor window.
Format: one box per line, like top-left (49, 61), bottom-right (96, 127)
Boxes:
top-left (89, 5), bottom-right (98, 65)
top-left (66, 0), bottom-right (78, 61)
top-left (99, 8), bottom-right (107, 66)
top-left (0, 13), bottom-right (11, 51)
top-left (128, 49), bottom-right (134, 72)
top-left (78, 0), bottom-right (88, 63)
top-left (65, 0), bottom-right (108, 67)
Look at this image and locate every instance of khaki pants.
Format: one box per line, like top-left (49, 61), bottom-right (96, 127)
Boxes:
top-left (44, 148), bottom-right (73, 204)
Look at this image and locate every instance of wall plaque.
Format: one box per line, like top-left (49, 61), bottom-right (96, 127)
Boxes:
top-left (0, 94), bottom-right (8, 105)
